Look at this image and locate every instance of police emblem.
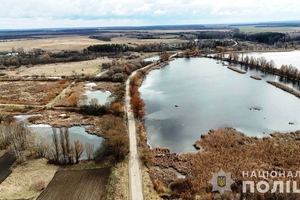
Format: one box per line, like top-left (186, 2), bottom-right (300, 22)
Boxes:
top-left (208, 169), bottom-right (234, 194)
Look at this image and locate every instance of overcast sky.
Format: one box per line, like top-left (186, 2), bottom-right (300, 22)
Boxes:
top-left (0, 0), bottom-right (299, 29)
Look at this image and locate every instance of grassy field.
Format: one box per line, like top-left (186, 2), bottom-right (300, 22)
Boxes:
top-left (38, 168), bottom-right (111, 200)
top-left (236, 26), bottom-right (300, 33)
top-left (0, 80), bottom-right (70, 105)
top-left (0, 159), bottom-right (59, 200)
top-left (0, 36), bottom-right (100, 52)
top-left (0, 35), bottom-right (187, 52)
top-left (1, 57), bottom-right (111, 77)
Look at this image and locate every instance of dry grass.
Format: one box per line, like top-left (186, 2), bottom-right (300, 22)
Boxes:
top-left (0, 36), bottom-right (100, 52)
top-left (0, 35), bottom-right (187, 53)
top-left (114, 161), bottom-right (129, 200)
top-left (2, 57), bottom-right (112, 77)
top-left (0, 150), bottom-right (7, 157)
top-left (0, 158), bottom-right (59, 200)
top-left (151, 127), bottom-right (300, 198)
top-left (0, 80), bottom-right (70, 105)
top-left (28, 110), bottom-right (95, 127)
top-left (142, 166), bottom-right (165, 200)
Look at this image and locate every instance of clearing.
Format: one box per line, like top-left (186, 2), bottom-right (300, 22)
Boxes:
top-left (38, 168), bottom-right (111, 200)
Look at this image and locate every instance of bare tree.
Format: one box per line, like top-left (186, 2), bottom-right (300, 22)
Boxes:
top-left (64, 128), bottom-right (74, 164)
top-left (59, 128), bottom-right (67, 164)
top-left (85, 143), bottom-right (94, 161)
top-left (51, 128), bottom-right (60, 163)
top-left (7, 122), bottom-right (31, 161)
top-left (33, 131), bottom-right (49, 157)
top-left (74, 140), bottom-right (84, 163)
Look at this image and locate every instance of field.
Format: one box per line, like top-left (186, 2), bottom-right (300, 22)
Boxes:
top-left (38, 168), bottom-right (111, 200)
top-left (236, 26), bottom-right (300, 33)
top-left (0, 80), bottom-right (70, 105)
top-left (0, 35), bottom-right (187, 53)
top-left (1, 57), bottom-right (111, 77)
top-left (0, 159), bottom-right (59, 200)
top-left (0, 36), bottom-right (100, 52)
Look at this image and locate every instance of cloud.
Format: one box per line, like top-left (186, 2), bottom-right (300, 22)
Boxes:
top-left (153, 9), bottom-right (166, 16)
top-left (0, 0), bottom-right (299, 28)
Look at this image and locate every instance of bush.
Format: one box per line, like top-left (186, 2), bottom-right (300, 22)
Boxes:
top-left (80, 98), bottom-right (109, 116)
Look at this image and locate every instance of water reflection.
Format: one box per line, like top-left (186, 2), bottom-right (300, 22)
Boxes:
top-left (140, 58), bottom-right (300, 153)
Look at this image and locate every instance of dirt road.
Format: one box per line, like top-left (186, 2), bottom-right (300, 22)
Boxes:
top-left (125, 53), bottom-right (178, 200)
top-left (125, 69), bottom-right (145, 200)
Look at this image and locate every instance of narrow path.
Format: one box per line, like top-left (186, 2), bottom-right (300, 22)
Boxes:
top-left (125, 53), bottom-right (178, 200)
top-left (45, 81), bottom-right (75, 109)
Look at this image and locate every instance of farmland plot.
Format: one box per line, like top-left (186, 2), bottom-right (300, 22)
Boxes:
top-left (38, 168), bottom-right (111, 200)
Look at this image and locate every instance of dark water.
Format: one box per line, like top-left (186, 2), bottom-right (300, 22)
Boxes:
top-left (140, 58), bottom-right (300, 153)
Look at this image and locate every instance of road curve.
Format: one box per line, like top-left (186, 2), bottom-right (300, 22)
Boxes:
top-left (125, 53), bottom-right (178, 200)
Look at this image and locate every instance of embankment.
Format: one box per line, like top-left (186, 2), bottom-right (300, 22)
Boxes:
top-left (267, 81), bottom-right (300, 98)
top-left (227, 66), bottom-right (246, 74)
top-left (250, 76), bottom-right (262, 80)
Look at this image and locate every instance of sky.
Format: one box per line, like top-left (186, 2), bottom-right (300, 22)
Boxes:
top-left (0, 0), bottom-right (299, 29)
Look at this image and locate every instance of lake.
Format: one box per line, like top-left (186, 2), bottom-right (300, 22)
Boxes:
top-left (140, 57), bottom-right (300, 153)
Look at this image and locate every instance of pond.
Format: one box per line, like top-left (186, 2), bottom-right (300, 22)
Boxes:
top-left (144, 55), bottom-right (160, 62)
top-left (140, 57), bottom-right (300, 153)
top-left (15, 115), bottom-right (104, 159)
top-left (82, 82), bottom-right (111, 105)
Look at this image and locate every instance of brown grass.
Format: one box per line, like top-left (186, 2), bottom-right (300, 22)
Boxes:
top-left (151, 127), bottom-right (300, 198)
top-left (0, 36), bottom-right (187, 52)
top-left (114, 161), bottom-right (130, 200)
top-left (0, 158), bottom-right (58, 200)
top-left (38, 168), bottom-right (111, 200)
top-left (2, 57), bottom-right (111, 77)
top-left (0, 36), bottom-right (100, 52)
top-left (0, 80), bottom-right (70, 105)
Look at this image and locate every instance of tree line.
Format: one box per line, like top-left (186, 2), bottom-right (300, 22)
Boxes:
top-left (233, 32), bottom-right (287, 45)
top-left (211, 52), bottom-right (300, 82)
